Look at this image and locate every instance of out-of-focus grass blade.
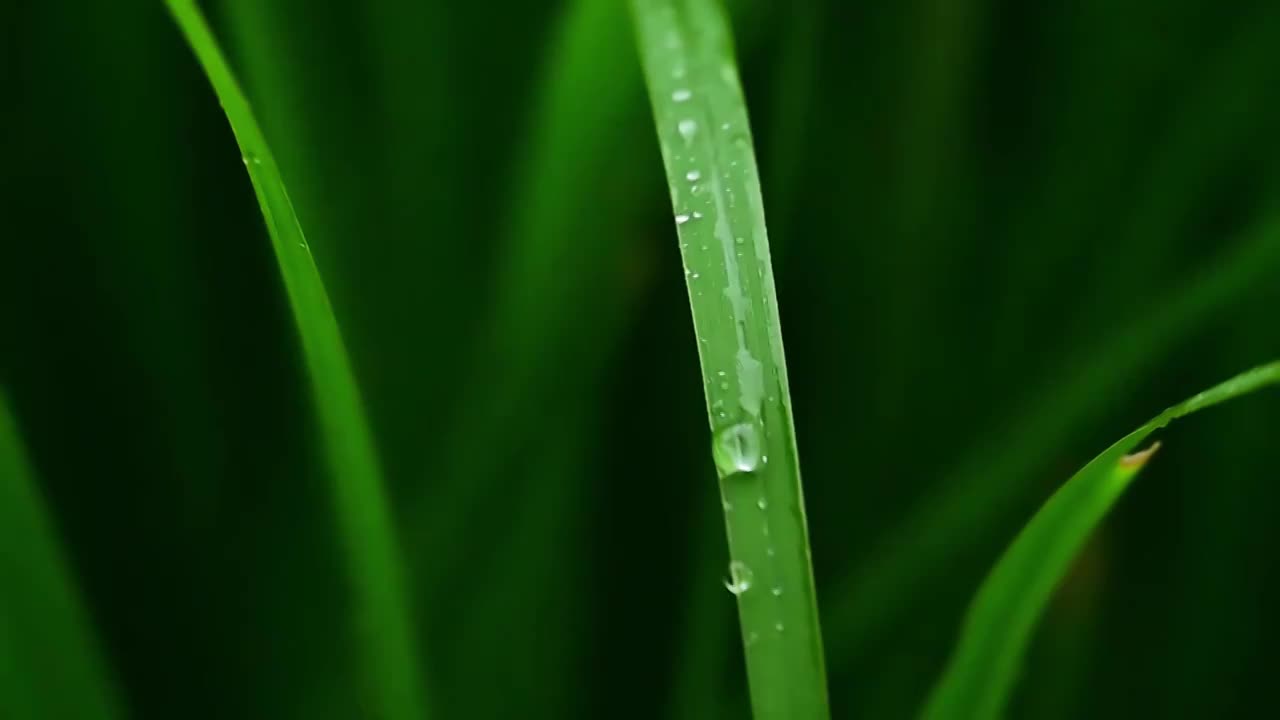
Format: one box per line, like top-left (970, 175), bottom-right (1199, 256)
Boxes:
top-left (414, 0), bottom-right (648, 578)
top-left (162, 3), bottom-right (428, 719)
top-left (631, 1), bottom-right (829, 717)
top-left (0, 394), bottom-right (121, 720)
top-left (827, 218), bottom-right (1280, 659)
top-left (921, 361), bottom-right (1280, 720)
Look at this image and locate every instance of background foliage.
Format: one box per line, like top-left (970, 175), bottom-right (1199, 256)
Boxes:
top-left (3, 0), bottom-right (1279, 717)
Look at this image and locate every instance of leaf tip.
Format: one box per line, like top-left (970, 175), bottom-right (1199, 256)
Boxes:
top-left (1120, 441), bottom-right (1161, 469)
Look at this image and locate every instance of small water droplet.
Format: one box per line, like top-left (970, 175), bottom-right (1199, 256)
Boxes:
top-left (757, 497), bottom-right (768, 510)
top-left (692, 211), bottom-right (703, 219)
top-left (775, 622), bottom-right (785, 633)
top-left (735, 236), bottom-right (745, 244)
top-left (678, 119), bottom-right (698, 142)
top-left (766, 547), bottom-right (775, 557)
top-left (686, 169), bottom-right (701, 182)
top-left (672, 88), bottom-right (692, 102)
top-left (724, 561), bottom-right (753, 595)
top-left (712, 422), bottom-right (763, 476)
top-left (771, 586), bottom-right (783, 597)
top-left (675, 214), bottom-right (691, 225)
top-left (691, 272), bottom-right (700, 279)
top-left (722, 500), bottom-right (733, 511)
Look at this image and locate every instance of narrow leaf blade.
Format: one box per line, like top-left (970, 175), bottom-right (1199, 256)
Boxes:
top-left (162, 4), bottom-right (428, 719)
top-left (922, 361), bottom-right (1280, 720)
top-left (0, 393), bottom-right (121, 720)
top-left (631, 1), bottom-right (830, 717)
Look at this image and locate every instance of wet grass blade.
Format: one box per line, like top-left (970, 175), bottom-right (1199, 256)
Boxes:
top-left (631, 1), bottom-right (830, 717)
top-left (922, 361), bottom-right (1280, 720)
top-left (0, 393), bottom-right (121, 720)
top-left (162, 3), bottom-right (428, 719)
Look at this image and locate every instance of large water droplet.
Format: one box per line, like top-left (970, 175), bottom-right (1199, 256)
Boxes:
top-left (712, 422), bottom-right (763, 476)
top-left (724, 561), bottom-right (753, 595)
top-left (686, 169), bottom-right (702, 182)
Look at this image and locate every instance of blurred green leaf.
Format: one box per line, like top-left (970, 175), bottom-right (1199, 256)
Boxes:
top-left (827, 217), bottom-right (1280, 660)
top-left (0, 394), bottom-right (120, 720)
top-left (922, 361), bottom-right (1280, 720)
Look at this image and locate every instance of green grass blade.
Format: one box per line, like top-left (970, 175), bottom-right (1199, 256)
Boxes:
top-left (631, 2), bottom-right (829, 717)
top-left (921, 361), bottom-right (1280, 720)
top-left (162, 4), bottom-right (428, 719)
top-left (0, 393), bottom-right (121, 720)
top-left (827, 217), bottom-right (1280, 659)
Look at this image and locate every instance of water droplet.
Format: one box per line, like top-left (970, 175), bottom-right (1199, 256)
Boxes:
top-left (724, 561), bottom-right (753, 595)
top-left (678, 119), bottom-right (698, 142)
top-left (775, 622), bottom-right (785, 633)
top-left (672, 88), bottom-right (692, 102)
top-left (735, 236), bottom-right (745, 244)
top-left (757, 497), bottom-right (768, 510)
top-left (686, 169), bottom-right (701, 182)
top-left (675, 214), bottom-right (691, 225)
top-left (766, 547), bottom-right (775, 557)
top-left (771, 586), bottom-right (783, 597)
top-left (712, 422), bottom-right (763, 476)
top-left (722, 500), bottom-right (733, 511)
top-left (692, 211), bottom-right (703, 219)
top-left (691, 272), bottom-right (700, 279)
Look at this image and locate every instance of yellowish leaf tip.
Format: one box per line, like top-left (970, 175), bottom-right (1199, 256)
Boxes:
top-left (1120, 441), bottom-right (1162, 469)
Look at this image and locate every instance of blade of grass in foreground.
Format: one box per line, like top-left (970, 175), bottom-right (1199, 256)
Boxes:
top-left (0, 393), bottom-right (120, 720)
top-left (163, 4), bottom-right (428, 719)
top-left (631, 1), bottom-right (829, 717)
top-left (827, 218), bottom-right (1280, 661)
top-left (922, 361), bottom-right (1280, 720)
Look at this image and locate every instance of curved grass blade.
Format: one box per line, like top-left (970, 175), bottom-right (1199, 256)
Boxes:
top-left (162, 4), bottom-right (428, 719)
top-left (921, 361), bottom-right (1280, 720)
top-left (631, 1), bottom-right (829, 717)
top-left (0, 393), bottom-right (121, 720)
top-left (827, 217), bottom-right (1280, 660)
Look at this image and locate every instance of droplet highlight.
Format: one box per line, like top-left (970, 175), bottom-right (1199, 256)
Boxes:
top-left (712, 422), bottom-right (763, 476)
top-left (724, 561), bottom-right (753, 596)
top-left (678, 119), bottom-right (698, 142)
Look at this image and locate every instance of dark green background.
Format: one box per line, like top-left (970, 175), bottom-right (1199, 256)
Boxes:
top-left (4, 0), bottom-right (1279, 717)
